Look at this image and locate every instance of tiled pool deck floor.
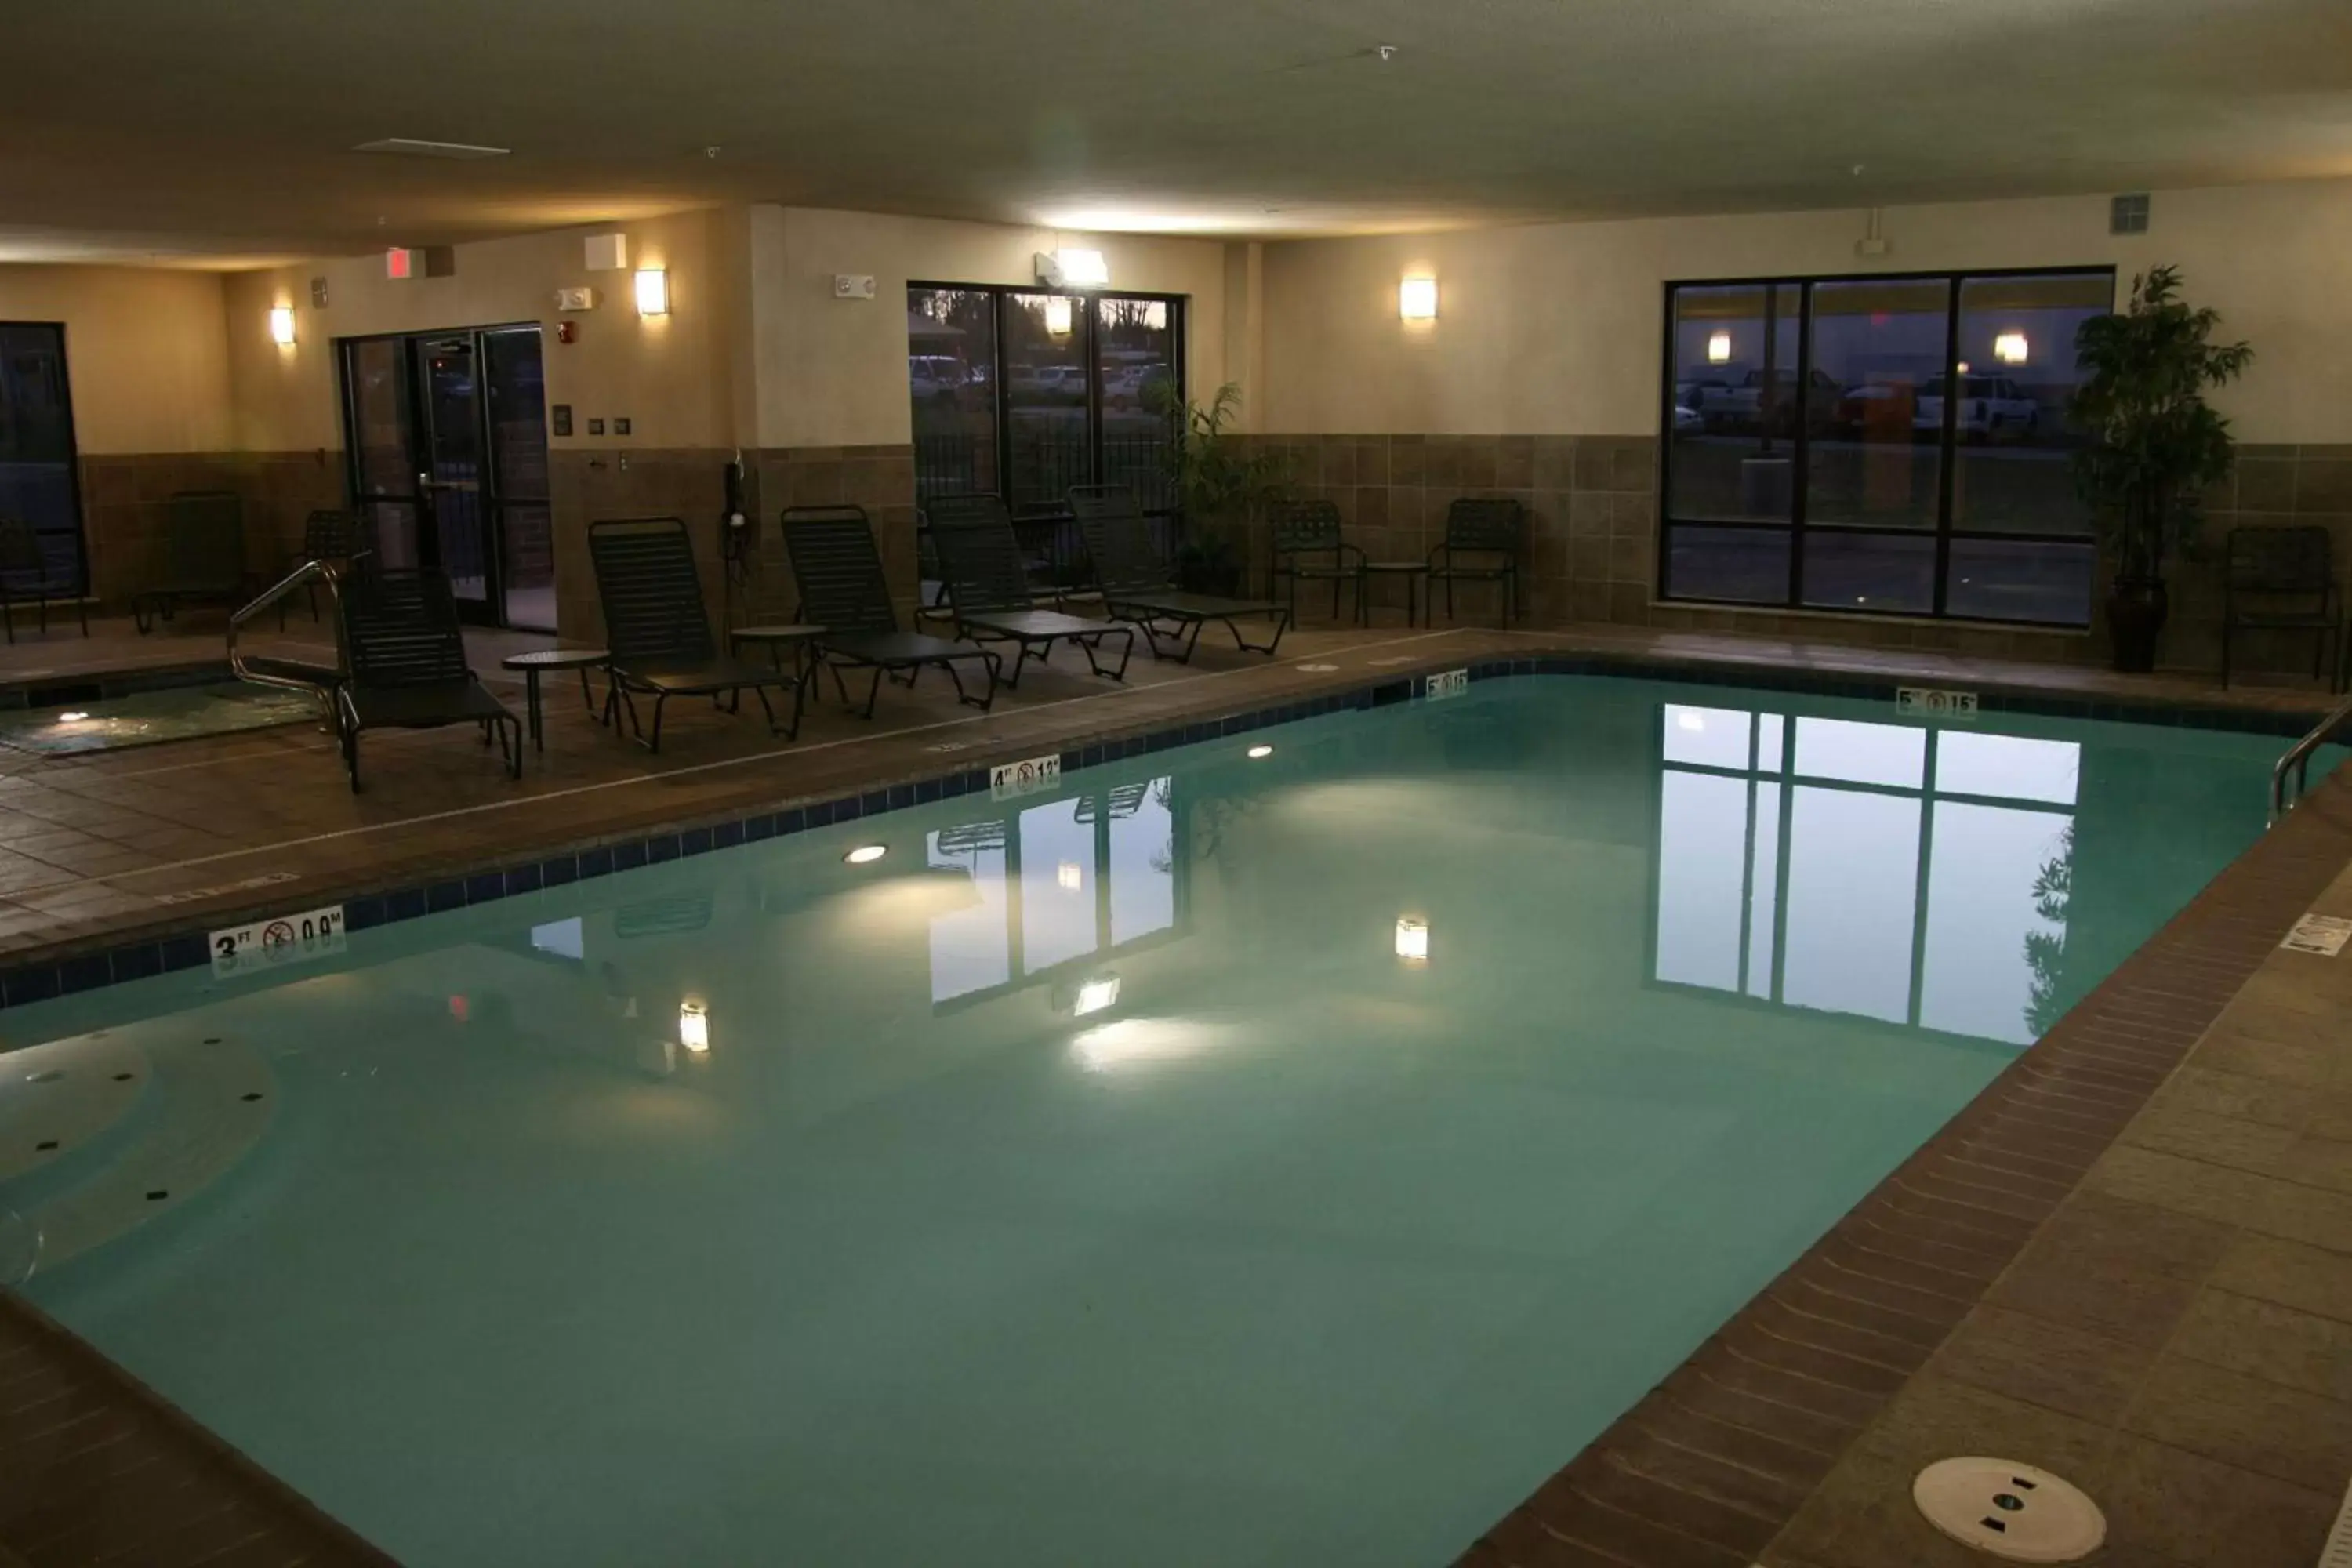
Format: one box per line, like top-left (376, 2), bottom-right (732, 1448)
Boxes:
top-left (4, 612), bottom-right (2352, 1566)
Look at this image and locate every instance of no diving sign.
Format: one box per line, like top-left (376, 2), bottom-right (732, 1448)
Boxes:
top-left (2281, 913), bottom-right (2352, 957)
top-left (211, 903), bottom-right (347, 978)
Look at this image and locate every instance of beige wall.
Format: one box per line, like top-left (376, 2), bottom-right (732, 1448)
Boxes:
top-left (0, 265), bottom-right (231, 452)
top-left (223, 206), bottom-right (745, 455)
top-left (753, 205), bottom-right (1235, 448)
top-left (1261, 176), bottom-right (2352, 441)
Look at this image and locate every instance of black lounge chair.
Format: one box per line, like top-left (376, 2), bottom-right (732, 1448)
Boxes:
top-left (0, 516), bottom-right (86, 642)
top-left (782, 505), bottom-right (1001, 717)
top-left (279, 508), bottom-right (368, 628)
top-left (1269, 498), bottom-right (1363, 624)
top-left (588, 517), bottom-right (805, 752)
top-left (1069, 493), bottom-right (1289, 662)
top-left (1428, 497), bottom-right (1524, 626)
top-left (927, 496), bottom-right (1134, 686)
top-left (2223, 524), bottom-right (2339, 688)
top-left (335, 569), bottom-right (520, 793)
top-left (133, 490), bottom-right (253, 634)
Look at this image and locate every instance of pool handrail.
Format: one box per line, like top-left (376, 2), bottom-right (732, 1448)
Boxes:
top-left (227, 557), bottom-right (349, 697)
top-left (2270, 688), bottom-right (2352, 825)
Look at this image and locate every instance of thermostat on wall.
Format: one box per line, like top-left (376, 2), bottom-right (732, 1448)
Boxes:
top-left (833, 274), bottom-right (877, 299)
top-left (555, 286), bottom-right (597, 312)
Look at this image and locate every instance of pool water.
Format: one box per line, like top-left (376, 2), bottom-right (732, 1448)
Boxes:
top-left (0, 676), bottom-right (2320, 1566)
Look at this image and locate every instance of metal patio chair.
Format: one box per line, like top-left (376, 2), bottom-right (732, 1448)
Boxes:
top-left (1269, 498), bottom-right (1363, 624)
top-left (0, 516), bottom-right (85, 642)
top-left (1428, 497), bottom-right (1524, 626)
top-left (1069, 488), bottom-right (1290, 662)
top-left (132, 490), bottom-right (254, 634)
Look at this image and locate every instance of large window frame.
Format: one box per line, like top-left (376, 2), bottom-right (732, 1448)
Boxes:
top-left (907, 281), bottom-right (1186, 519)
top-left (1657, 267), bottom-right (2115, 628)
top-left (0, 321), bottom-right (93, 599)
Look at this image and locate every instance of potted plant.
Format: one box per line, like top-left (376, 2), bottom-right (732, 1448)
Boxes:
top-left (2071, 265), bottom-right (2253, 673)
top-left (1149, 380), bottom-right (1291, 595)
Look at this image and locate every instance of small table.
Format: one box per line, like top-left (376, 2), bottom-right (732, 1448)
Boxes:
top-left (1358, 562), bottom-right (1429, 627)
top-left (728, 624), bottom-right (826, 675)
top-left (500, 648), bottom-right (610, 753)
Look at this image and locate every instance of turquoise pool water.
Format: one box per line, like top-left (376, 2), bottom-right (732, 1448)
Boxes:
top-left (0, 676), bottom-right (2319, 1566)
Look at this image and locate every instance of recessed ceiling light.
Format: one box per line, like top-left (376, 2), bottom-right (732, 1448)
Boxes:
top-left (1247, 744), bottom-right (1274, 759)
top-left (353, 137), bottom-right (511, 160)
top-left (844, 844), bottom-right (887, 865)
top-left (56, 711), bottom-right (89, 722)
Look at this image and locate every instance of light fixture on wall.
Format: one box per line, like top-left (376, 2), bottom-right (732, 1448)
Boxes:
top-left (1395, 916), bottom-right (1430, 964)
top-left (1399, 276), bottom-right (1439, 321)
top-left (268, 306), bottom-right (297, 347)
top-left (634, 267), bottom-right (670, 316)
top-left (1955, 360), bottom-right (1971, 375)
top-left (1994, 332), bottom-right (2030, 365)
top-left (678, 999), bottom-right (710, 1054)
top-left (1073, 974), bottom-right (1121, 1017)
top-left (1707, 331), bottom-right (1733, 365)
top-left (1044, 296), bottom-right (1075, 336)
top-left (1035, 248), bottom-right (1109, 289)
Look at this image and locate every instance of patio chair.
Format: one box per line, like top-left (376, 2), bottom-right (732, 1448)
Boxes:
top-left (589, 517), bottom-right (805, 751)
top-left (132, 490), bottom-right (254, 634)
top-left (335, 569), bottom-right (520, 793)
top-left (278, 508), bottom-right (369, 628)
top-left (1428, 497), bottom-right (1524, 626)
top-left (1269, 498), bottom-right (1363, 623)
top-left (927, 495), bottom-right (1135, 686)
top-left (783, 505), bottom-right (1002, 717)
top-left (0, 516), bottom-right (85, 642)
top-left (2223, 525), bottom-right (2340, 689)
top-left (1069, 491), bottom-right (1290, 662)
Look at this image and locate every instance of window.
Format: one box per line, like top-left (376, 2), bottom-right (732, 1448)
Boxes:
top-left (908, 285), bottom-right (1183, 517)
top-left (0, 323), bottom-right (90, 597)
top-left (1651, 701), bottom-right (2078, 1044)
top-left (924, 776), bottom-right (1184, 1007)
top-left (1661, 270), bottom-right (2112, 626)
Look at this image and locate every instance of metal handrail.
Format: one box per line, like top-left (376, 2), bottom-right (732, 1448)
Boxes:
top-left (2269, 689), bottom-right (2352, 825)
top-left (227, 558), bottom-right (347, 695)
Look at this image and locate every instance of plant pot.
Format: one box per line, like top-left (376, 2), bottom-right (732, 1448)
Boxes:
top-left (2106, 577), bottom-right (2169, 673)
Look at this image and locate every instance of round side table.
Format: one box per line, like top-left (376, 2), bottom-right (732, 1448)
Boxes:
top-left (500, 648), bottom-right (611, 753)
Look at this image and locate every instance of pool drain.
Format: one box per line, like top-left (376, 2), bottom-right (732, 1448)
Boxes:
top-left (1914, 1458), bottom-right (2103, 1562)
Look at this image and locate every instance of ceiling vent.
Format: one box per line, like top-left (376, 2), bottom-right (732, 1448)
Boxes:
top-left (2109, 193), bottom-right (2151, 235)
top-left (353, 138), bottom-right (510, 160)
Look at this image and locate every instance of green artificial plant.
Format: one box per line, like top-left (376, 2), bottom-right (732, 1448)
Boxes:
top-left (1149, 380), bottom-right (1292, 594)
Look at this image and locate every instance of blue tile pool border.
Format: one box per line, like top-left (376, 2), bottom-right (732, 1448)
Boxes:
top-left (0, 651), bottom-right (2329, 1013)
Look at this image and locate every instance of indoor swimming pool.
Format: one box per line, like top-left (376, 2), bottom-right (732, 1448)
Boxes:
top-left (0, 673), bottom-right (2318, 1566)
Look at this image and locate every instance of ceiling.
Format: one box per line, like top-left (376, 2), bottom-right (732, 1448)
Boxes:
top-left (5, 0), bottom-right (2351, 267)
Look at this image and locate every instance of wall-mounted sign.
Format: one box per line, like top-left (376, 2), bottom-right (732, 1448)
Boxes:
top-left (550, 404), bottom-right (572, 437)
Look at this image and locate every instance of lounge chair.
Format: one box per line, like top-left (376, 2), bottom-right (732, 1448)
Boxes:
top-left (0, 516), bottom-right (86, 642)
top-left (782, 505), bottom-right (1002, 717)
top-left (1269, 498), bottom-right (1363, 624)
top-left (588, 517), bottom-right (805, 752)
top-left (278, 508), bottom-right (368, 628)
top-left (927, 496), bottom-right (1134, 685)
top-left (335, 569), bottom-right (520, 793)
top-left (132, 490), bottom-right (253, 634)
top-left (1428, 497), bottom-right (1524, 626)
top-left (2223, 525), bottom-right (2339, 689)
top-left (1069, 492), bottom-right (1290, 662)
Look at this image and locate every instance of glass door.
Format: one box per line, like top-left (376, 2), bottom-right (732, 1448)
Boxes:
top-left (338, 324), bottom-right (553, 629)
top-left (412, 335), bottom-right (492, 618)
top-left (481, 328), bottom-right (554, 630)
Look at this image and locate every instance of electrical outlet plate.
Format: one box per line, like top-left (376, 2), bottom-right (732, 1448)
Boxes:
top-left (833, 274), bottom-right (877, 299)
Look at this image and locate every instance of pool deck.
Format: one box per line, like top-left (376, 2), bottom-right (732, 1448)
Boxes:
top-left (2, 610), bottom-right (2350, 1566)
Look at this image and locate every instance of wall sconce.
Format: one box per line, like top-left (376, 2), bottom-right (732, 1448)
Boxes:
top-left (1707, 331), bottom-right (1732, 365)
top-left (1035, 248), bottom-right (1109, 288)
top-left (1395, 916), bottom-right (1429, 963)
top-left (1399, 276), bottom-right (1439, 321)
top-left (268, 306), bottom-right (297, 347)
top-left (1057, 860), bottom-right (1083, 892)
top-left (1955, 361), bottom-right (1971, 375)
top-left (1073, 974), bottom-right (1121, 1017)
top-left (634, 268), bottom-right (670, 316)
top-left (1994, 332), bottom-right (2029, 365)
top-left (678, 1000), bottom-right (710, 1054)
top-left (1044, 297), bottom-right (1074, 336)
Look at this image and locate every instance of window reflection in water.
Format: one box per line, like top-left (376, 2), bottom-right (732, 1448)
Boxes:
top-left (927, 778), bottom-right (1180, 1006)
top-left (1653, 704), bottom-right (2077, 1044)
